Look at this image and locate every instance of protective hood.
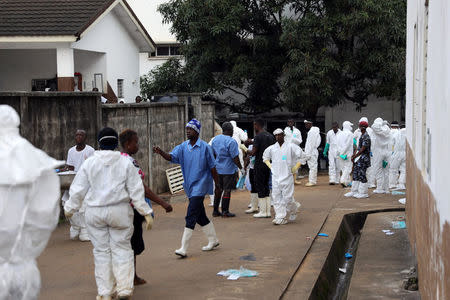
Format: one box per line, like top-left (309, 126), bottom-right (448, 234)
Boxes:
top-left (0, 105), bottom-right (64, 185)
top-left (230, 121), bottom-right (237, 128)
top-left (343, 121), bottom-right (353, 132)
top-left (359, 117), bottom-right (368, 123)
top-left (309, 126), bottom-right (320, 135)
top-left (92, 150), bottom-right (121, 166)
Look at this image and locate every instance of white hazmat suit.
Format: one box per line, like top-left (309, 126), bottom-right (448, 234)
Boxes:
top-left (304, 126), bottom-right (321, 185)
top-left (284, 126), bottom-right (302, 146)
top-left (324, 128), bottom-right (341, 184)
top-left (64, 151), bottom-right (152, 298)
top-left (263, 133), bottom-right (307, 224)
top-left (0, 105), bottom-right (62, 300)
top-left (336, 121), bottom-right (354, 186)
top-left (230, 120), bottom-right (248, 168)
top-left (389, 128), bottom-right (406, 190)
top-left (371, 118), bottom-right (391, 193)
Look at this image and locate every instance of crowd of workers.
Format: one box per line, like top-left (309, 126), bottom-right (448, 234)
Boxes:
top-left (0, 102), bottom-right (406, 300)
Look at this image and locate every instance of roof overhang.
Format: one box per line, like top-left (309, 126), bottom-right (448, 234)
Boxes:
top-left (0, 36), bottom-right (77, 43)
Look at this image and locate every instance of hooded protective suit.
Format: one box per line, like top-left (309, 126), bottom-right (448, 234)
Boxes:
top-left (263, 141), bottom-right (306, 223)
top-left (389, 128), bottom-right (406, 189)
top-left (284, 126), bottom-right (302, 146)
top-left (325, 128), bottom-right (341, 184)
top-left (371, 118), bottom-right (391, 193)
top-left (230, 121), bottom-right (248, 172)
top-left (304, 126), bottom-right (321, 185)
top-left (0, 105), bottom-right (62, 300)
top-left (64, 151), bottom-right (152, 298)
top-left (336, 121), bottom-right (354, 186)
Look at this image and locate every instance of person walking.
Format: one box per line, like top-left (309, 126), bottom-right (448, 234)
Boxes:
top-left (211, 122), bottom-right (243, 217)
top-left (263, 129), bottom-right (306, 225)
top-left (153, 119), bottom-right (220, 258)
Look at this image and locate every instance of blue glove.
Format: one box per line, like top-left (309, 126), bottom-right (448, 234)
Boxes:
top-left (323, 143), bottom-right (330, 157)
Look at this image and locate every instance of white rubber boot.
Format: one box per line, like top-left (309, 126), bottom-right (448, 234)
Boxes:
top-left (253, 198), bottom-right (268, 218)
top-left (175, 227), bottom-right (193, 258)
top-left (245, 193), bottom-right (259, 213)
top-left (201, 222), bottom-right (220, 251)
top-left (344, 181), bottom-right (359, 197)
top-left (79, 228), bottom-right (90, 242)
top-left (355, 182), bottom-right (369, 198)
top-left (265, 197), bottom-right (272, 217)
top-left (96, 296), bottom-right (112, 300)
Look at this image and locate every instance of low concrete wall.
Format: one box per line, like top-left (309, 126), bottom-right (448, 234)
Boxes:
top-left (0, 92), bottom-right (215, 194)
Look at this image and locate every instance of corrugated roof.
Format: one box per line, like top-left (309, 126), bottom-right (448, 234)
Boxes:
top-left (0, 0), bottom-right (115, 36)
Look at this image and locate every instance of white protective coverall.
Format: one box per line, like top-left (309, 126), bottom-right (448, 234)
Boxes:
top-left (304, 126), bottom-right (321, 185)
top-left (0, 105), bottom-right (62, 300)
top-left (336, 121), bottom-right (354, 186)
top-left (389, 128), bottom-right (406, 189)
top-left (354, 120), bottom-right (376, 187)
top-left (64, 151), bottom-right (152, 298)
top-left (230, 121), bottom-right (248, 172)
top-left (263, 142), bottom-right (307, 222)
top-left (371, 118), bottom-right (391, 193)
top-left (284, 126), bottom-right (302, 146)
top-left (325, 129), bottom-right (341, 184)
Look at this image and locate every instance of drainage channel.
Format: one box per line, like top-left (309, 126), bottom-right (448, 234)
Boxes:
top-left (282, 208), bottom-right (405, 300)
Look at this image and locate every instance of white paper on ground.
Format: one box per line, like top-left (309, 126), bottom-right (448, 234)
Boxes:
top-left (386, 232), bottom-right (395, 235)
top-left (339, 268), bottom-right (347, 274)
top-left (382, 230), bottom-right (391, 233)
top-left (227, 274), bottom-right (240, 280)
top-left (217, 271), bottom-right (228, 276)
top-left (398, 198), bottom-right (406, 205)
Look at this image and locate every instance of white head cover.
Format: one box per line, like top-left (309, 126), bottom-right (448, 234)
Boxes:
top-left (273, 128), bottom-right (284, 135)
top-left (304, 120), bottom-right (313, 124)
top-left (343, 121), bottom-right (353, 131)
top-left (359, 117), bottom-right (368, 123)
top-left (0, 105), bottom-right (64, 185)
top-left (230, 120), bottom-right (237, 128)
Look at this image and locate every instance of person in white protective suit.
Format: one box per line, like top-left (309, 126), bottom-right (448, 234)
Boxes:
top-left (230, 120), bottom-right (248, 169)
top-left (345, 120), bottom-right (372, 198)
top-left (284, 119), bottom-right (302, 146)
top-left (64, 127), bottom-right (153, 300)
top-left (323, 122), bottom-right (341, 185)
top-left (0, 105), bottom-right (62, 300)
top-left (371, 118), bottom-right (391, 194)
top-left (304, 120), bottom-right (321, 186)
top-left (336, 121), bottom-right (354, 187)
top-left (389, 127), bottom-right (406, 190)
top-left (387, 121), bottom-right (400, 188)
top-left (353, 117), bottom-right (376, 188)
top-left (263, 129), bottom-right (307, 225)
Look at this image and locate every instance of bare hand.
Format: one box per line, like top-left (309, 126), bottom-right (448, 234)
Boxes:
top-left (153, 146), bottom-right (162, 154)
top-left (165, 204), bottom-right (173, 213)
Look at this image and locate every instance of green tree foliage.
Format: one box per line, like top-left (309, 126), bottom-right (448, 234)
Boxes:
top-left (140, 58), bottom-right (190, 99)
top-left (155, 0), bottom-right (405, 118)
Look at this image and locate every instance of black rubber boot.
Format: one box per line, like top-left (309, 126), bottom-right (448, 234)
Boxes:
top-left (213, 195), bottom-right (222, 217)
top-left (221, 196), bottom-right (235, 217)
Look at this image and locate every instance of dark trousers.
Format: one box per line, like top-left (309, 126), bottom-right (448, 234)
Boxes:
top-left (185, 196), bottom-right (210, 229)
top-left (255, 163), bottom-right (271, 198)
top-left (249, 168), bottom-right (257, 193)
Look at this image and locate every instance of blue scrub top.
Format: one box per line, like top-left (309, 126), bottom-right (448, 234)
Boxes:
top-left (170, 138), bottom-right (216, 198)
top-left (211, 134), bottom-right (240, 175)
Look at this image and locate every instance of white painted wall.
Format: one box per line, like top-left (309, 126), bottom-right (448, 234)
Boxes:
top-left (139, 53), bottom-right (169, 76)
top-left (322, 96), bottom-right (403, 130)
top-left (406, 0), bottom-right (450, 226)
top-left (74, 49), bottom-right (107, 92)
top-left (72, 8), bottom-right (141, 102)
top-left (0, 49), bottom-right (57, 91)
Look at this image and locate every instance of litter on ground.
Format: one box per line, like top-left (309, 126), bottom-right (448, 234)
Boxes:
top-left (398, 198), bottom-right (406, 205)
top-left (318, 233), bottom-right (329, 237)
top-left (392, 191), bottom-right (406, 195)
top-left (217, 266), bottom-right (259, 280)
top-left (392, 221), bottom-right (406, 229)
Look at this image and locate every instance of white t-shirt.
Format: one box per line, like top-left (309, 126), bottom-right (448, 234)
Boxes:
top-left (66, 145), bottom-right (95, 172)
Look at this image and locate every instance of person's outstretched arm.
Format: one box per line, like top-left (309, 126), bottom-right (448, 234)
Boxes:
top-left (153, 146), bottom-right (172, 161)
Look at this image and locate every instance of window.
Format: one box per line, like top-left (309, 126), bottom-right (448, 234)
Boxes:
top-left (148, 45), bottom-right (182, 58)
top-left (157, 46), bottom-right (170, 56)
top-left (94, 73), bottom-right (104, 93)
top-left (170, 46), bottom-right (180, 56)
top-left (117, 79), bottom-right (124, 98)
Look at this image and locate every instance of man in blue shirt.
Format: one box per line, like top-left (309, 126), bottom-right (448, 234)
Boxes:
top-left (153, 119), bottom-right (220, 258)
top-left (211, 122), bottom-right (243, 218)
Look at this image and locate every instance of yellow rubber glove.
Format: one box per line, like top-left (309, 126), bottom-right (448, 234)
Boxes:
top-left (264, 160), bottom-right (272, 169)
top-left (64, 210), bottom-right (73, 219)
top-left (239, 144), bottom-right (248, 152)
top-left (145, 214), bottom-right (154, 231)
top-left (291, 162), bottom-right (301, 174)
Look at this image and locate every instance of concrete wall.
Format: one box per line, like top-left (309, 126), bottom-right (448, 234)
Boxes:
top-left (0, 92), bottom-right (214, 194)
top-left (406, 0), bottom-right (450, 299)
top-left (0, 49), bottom-right (57, 91)
top-left (72, 8), bottom-right (141, 102)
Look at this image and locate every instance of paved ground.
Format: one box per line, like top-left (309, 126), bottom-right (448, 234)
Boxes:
top-left (37, 175), bottom-right (408, 299)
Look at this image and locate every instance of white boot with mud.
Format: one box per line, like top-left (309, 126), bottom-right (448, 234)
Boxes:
top-left (265, 197), bottom-right (272, 217)
top-left (245, 193), bottom-right (259, 213)
top-left (175, 227), bottom-right (193, 258)
top-left (355, 182), bottom-right (369, 198)
top-left (201, 222), bottom-right (219, 251)
top-left (344, 181), bottom-right (359, 197)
